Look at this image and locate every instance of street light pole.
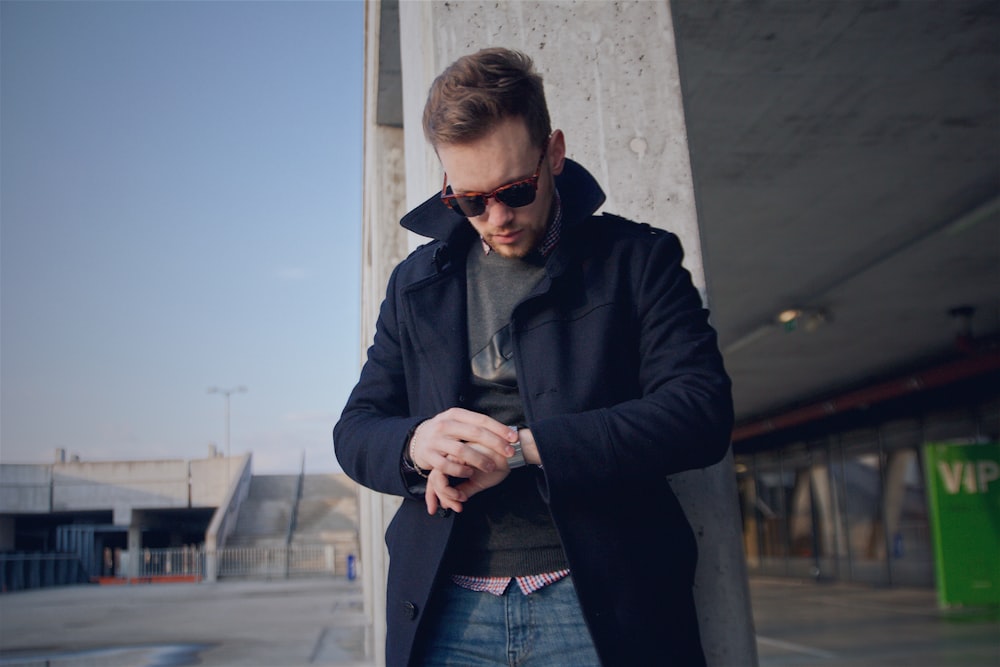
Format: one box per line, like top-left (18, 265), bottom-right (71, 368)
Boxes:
top-left (207, 386), bottom-right (247, 476)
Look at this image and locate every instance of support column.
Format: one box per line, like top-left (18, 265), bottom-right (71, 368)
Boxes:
top-left (789, 467), bottom-right (813, 552)
top-left (739, 471), bottom-right (761, 569)
top-left (126, 516), bottom-right (142, 580)
top-left (358, 3), bottom-right (412, 664)
top-left (361, 2), bottom-right (757, 664)
top-left (881, 449), bottom-right (916, 562)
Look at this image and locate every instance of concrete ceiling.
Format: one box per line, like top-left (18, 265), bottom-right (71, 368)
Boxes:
top-left (671, 1), bottom-right (1000, 427)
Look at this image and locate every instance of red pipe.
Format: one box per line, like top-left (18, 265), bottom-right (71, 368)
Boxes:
top-left (732, 347), bottom-right (1000, 442)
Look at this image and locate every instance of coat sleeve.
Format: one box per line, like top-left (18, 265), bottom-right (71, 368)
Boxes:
top-left (333, 264), bottom-right (425, 499)
top-left (529, 231), bottom-right (734, 500)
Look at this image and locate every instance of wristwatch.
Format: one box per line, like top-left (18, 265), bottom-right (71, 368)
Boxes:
top-left (507, 424), bottom-right (526, 469)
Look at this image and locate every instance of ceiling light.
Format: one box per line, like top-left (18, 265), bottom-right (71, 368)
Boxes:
top-left (775, 307), bottom-right (829, 333)
top-left (777, 309), bottom-right (801, 324)
top-left (723, 307), bottom-right (832, 356)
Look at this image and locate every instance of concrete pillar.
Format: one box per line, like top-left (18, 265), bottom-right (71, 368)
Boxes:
top-left (789, 467), bottom-right (813, 549)
top-left (204, 543), bottom-right (218, 583)
top-left (360, 1), bottom-right (757, 664)
top-left (810, 465), bottom-right (834, 558)
top-left (358, 3), bottom-right (413, 663)
top-left (810, 460), bottom-right (848, 574)
top-left (880, 448), bottom-right (915, 562)
top-left (127, 515), bottom-right (142, 580)
top-left (739, 470), bottom-right (761, 568)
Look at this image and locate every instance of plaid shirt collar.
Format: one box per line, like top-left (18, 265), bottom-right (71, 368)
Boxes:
top-left (480, 188), bottom-right (563, 257)
top-left (451, 570), bottom-right (571, 596)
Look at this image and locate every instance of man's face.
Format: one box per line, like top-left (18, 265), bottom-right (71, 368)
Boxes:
top-left (437, 118), bottom-right (565, 259)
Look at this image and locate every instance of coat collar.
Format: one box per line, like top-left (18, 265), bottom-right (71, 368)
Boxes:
top-left (398, 160), bottom-right (606, 405)
top-left (400, 158), bottom-right (607, 245)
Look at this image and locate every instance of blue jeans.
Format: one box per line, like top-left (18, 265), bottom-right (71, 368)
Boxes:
top-left (415, 576), bottom-right (602, 666)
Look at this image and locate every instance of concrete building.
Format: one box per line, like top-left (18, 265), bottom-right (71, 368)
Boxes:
top-left (668, 2), bottom-right (1000, 593)
top-left (0, 450), bottom-right (359, 587)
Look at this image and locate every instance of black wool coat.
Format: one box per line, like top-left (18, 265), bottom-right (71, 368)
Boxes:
top-left (334, 159), bottom-right (734, 666)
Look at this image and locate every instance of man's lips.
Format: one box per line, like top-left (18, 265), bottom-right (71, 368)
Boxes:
top-left (490, 229), bottom-right (522, 244)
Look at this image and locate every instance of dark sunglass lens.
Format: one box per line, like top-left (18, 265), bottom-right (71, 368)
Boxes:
top-left (457, 196), bottom-right (487, 217)
top-left (495, 182), bottom-right (536, 209)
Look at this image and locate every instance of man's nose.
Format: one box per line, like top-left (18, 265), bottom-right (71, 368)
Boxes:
top-left (485, 197), bottom-right (514, 226)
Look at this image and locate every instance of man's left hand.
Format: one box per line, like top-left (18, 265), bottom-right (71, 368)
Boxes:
top-left (424, 445), bottom-right (511, 514)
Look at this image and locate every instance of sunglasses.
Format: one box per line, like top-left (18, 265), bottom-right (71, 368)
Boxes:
top-left (440, 141), bottom-right (549, 218)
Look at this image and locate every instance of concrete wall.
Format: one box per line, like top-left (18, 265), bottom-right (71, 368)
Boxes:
top-left (190, 456), bottom-right (243, 507)
top-left (0, 456), bottom-right (243, 522)
top-left (397, 0), bottom-right (705, 289)
top-left (204, 454), bottom-right (254, 581)
top-left (51, 460), bottom-right (190, 517)
top-left (0, 464), bottom-right (52, 514)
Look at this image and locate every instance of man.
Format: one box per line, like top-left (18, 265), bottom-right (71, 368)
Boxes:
top-left (334, 48), bottom-right (733, 666)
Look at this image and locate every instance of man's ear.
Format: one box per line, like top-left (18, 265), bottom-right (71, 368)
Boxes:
top-left (548, 130), bottom-right (567, 176)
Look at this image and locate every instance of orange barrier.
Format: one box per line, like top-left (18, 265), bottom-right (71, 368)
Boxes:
top-left (92, 575), bottom-right (201, 585)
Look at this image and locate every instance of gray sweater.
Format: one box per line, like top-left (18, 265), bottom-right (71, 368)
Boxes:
top-left (442, 244), bottom-right (569, 577)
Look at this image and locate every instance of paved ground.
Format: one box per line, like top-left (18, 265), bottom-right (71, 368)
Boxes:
top-left (750, 577), bottom-right (999, 666)
top-left (0, 576), bottom-right (997, 666)
top-left (0, 578), bottom-right (369, 667)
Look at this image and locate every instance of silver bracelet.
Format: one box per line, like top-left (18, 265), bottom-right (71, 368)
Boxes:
top-left (405, 422), bottom-right (430, 478)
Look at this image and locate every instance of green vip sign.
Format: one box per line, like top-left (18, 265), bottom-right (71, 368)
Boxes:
top-left (923, 441), bottom-right (1000, 607)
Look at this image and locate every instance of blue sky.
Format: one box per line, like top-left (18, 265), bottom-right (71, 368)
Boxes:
top-left (2, 1), bottom-right (365, 473)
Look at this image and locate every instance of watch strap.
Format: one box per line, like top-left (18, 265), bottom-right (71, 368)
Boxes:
top-left (507, 424), bottom-right (526, 469)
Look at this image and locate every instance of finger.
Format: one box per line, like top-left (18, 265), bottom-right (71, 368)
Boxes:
top-left (446, 421), bottom-right (518, 456)
top-left (439, 494), bottom-right (464, 513)
top-left (428, 470), bottom-right (467, 513)
top-left (431, 456), bottom-right (476, 479)
top-left (424, 484), bottom-right (439, 515)
top-left (454, 478), bottom-right (488, 499)
top-left (412, 418), bottom-right (504, 473)
top-left (425, 470), bottom-right (450, 515)
top-left (414, 411), bottom-right (516, 474)
top-left (429, 469), bottom-right (467, 501)
top-left (435, 482), bottom-right (466, 512)
top-left (438, 409), bottom-right (518, 449)
top-left (451, 442), bottom-right (505, 474)
top-left (425, 439), bottom-right (498, 477)
top-left (423, 445), bottom-right (499, 476)
top-left (435, 428), bottom-right (515, 469)
top-left (434, 478), bottom-right (468, 505)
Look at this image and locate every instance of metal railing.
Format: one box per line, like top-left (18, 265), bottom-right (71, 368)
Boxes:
top-left (128, 546), bottom-right (206, 579)
top-left (115, 544), bottom-right (337, 581)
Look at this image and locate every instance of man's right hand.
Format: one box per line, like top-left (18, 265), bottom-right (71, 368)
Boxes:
top-left (408, 407), bottom-right (517, 479)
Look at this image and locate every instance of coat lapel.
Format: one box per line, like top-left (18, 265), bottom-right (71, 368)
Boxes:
top-left (403, 267), bottom-right (468, 409)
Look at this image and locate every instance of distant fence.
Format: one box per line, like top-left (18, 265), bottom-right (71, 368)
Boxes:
top-left (118, 544), bottom-right (338, 581)
top-left (215, 545), bottom-right (336, 579)
top-left (1, 553), bottom-right (88, 592)
top-left (2, 545), bottom-right (341, 592)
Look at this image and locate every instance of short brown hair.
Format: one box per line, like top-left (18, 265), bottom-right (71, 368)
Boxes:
top-left (422, 48), bottom-right (551, 149)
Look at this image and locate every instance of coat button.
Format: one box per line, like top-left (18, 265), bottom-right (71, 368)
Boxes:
top-left (402, 600), bottom-right (418, 620)
top-left (435, 508), bottom-right (452, 518)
